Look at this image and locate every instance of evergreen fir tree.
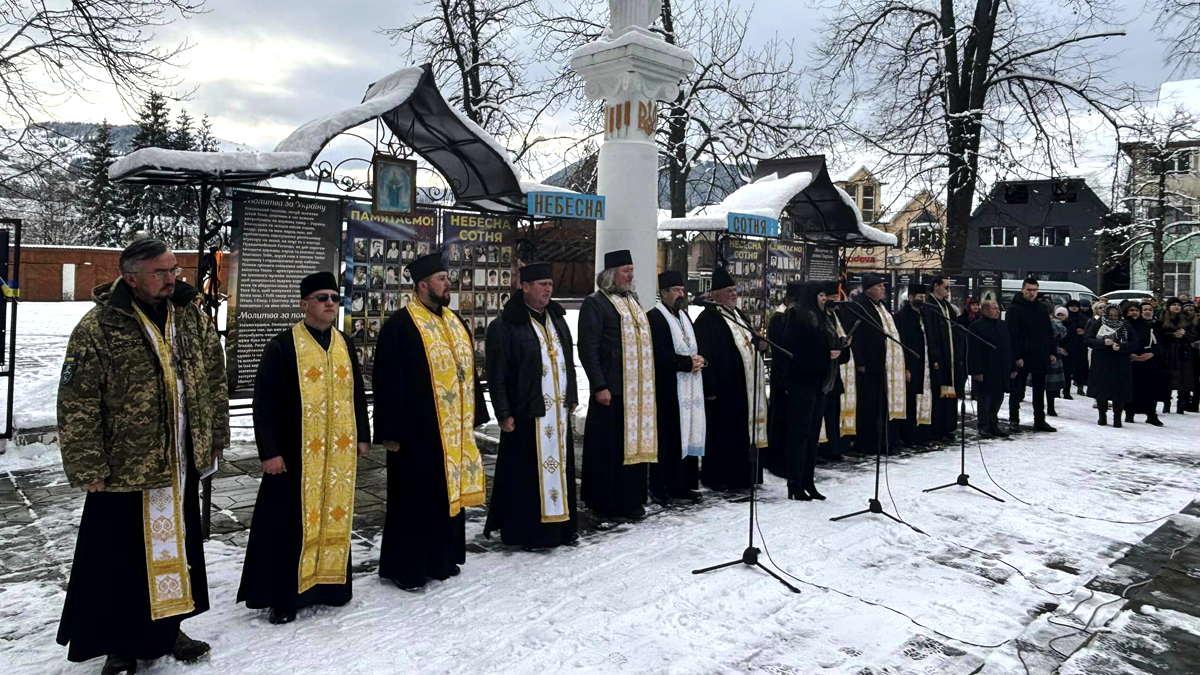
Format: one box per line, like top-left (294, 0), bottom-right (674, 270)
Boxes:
top-left (170, 109), bottom-right (198, 246)
top-left (121, 91), bottom-right (175, 242)
top-left (79, 120), bottom-right (122, 246)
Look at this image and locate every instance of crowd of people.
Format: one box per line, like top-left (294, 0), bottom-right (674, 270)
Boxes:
top-left (51, 237), bottom-right (1199, 675)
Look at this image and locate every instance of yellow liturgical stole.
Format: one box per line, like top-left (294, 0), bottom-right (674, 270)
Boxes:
top-left (293, 322), bottom-right (358, 593)
top-left (407, 301), bottom-right (486, 516)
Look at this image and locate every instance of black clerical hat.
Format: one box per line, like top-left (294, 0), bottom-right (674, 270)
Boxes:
top-left (603, 249), bottom-right (633, 269)
top-left (861, 273), bottom-right (886, 290)
top-left (407, 252), bottom-right (446, 284)
top-left (519, 262), bottom-right (553, 284)
top-left (823, 281), bottom-right (841, 297)
top-left (785, 281), bottom-right (803, 299)
top-left (907, 283), bottom-right (927, 295)
top-left (300, 271), bottom-right (338, 298)
top-left (658, 270), bottom-right (684, 290)
top-left (711, 265), bottom-right (735, 291)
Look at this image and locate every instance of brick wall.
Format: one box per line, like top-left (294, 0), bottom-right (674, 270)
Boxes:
top-left (6, 246), bottom-right (221, 302)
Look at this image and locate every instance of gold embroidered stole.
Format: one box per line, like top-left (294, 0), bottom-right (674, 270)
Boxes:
top-left (937, 299), bottom-right (958, 398)
top-left (132, 304), bottom-right (194, 621)
top-left (602, 292), bottom-right (657, 465)
top-left (916, 314), bottom-right (933, 426)
top-left (718, 306), bottom-right (768, 448)
top-left (531, 315), bottom-right (570, 523)
top-left (293, 323), bottom-right (358, 592)
top-left (820, 313), bottom-right (857, 443)
top-left (877, 303), bottom-right (908, 421)
top-left (407, 302), bottom-right (486, 516)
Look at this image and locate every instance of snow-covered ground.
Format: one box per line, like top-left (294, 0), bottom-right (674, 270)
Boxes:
top-left (3, 302), bottom-right (1200, 674)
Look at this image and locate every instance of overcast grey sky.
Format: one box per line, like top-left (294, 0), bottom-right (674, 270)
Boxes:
top-left (55, 0), bottom-right (1191, 166)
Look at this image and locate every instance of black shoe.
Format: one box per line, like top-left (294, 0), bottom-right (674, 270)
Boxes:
top-left (649, 491), bottom-right (671, 506)
top-left (268, 608), bottom-right (296, 625)
top-left (794, 488), bottom-right (812, 501)
top-left (393, 578), bottom-right (426, 592)
top-left (1098, 414), bottom-right (1107, 426)
top-left (1008, 420), bottom-right (1021, 433)
top-left (1062, 392), bottom-right (1074, 400)
top-left (623, 505), bottom-right (647, 520)
top-left (1046, 409), bottom-right (1058, 417)
top-left (1147, 415), bottom-right (1164, 427)
top-left (678, 489), bottom-right (703, 503)
top-left (1114, 417), bottom-right (1123, 428)
top-left (1124, 413), bottom-right (1135, 423)
top-left (1033, 420), bottom-right (1057, 432)
top-left (991, 426), bottom-right (1011, 438)
top-left (564, 532), bottom-right (581, 545)
top-left (448, 564), bottom-right (461, 577)
top-left (102, 656), bottom-right (137, 675)
top-left (805, 485), bottom-right (826, 501)
top-left (172, 630), bottom-right (210, 662)
top-left (978, 427), bottom-right (996, 438)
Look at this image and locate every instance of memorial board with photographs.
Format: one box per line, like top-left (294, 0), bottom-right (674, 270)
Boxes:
top-left (767, 240), bottom-right (805, 309)
top-left (442, 211), bottom-right (516, 375)
top-left (722, 236), bottom-right (769, 330)
top-left (343, 203), bottom-right (436, 389)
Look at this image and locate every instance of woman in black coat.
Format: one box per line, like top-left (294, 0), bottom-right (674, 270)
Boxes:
top-left (1128, 302), bottom-right (1164, 426)
top-left (1060, 300), bottom-right (1089, 398)
top-left (1159, 297), bottom-right (1197, 414)
top-left (782, 282), bottom-right (848, 501)
top-left (1084, 303), bottom-right (1141, 427)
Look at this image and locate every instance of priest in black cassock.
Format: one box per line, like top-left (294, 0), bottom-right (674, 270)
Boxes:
top-left (647, 270), bottom-right (706, 502)
top-left (695, 265), bottom-right (767, 491)
top-left (893, 284), bottom-right (933, 447)
top-left (842, 274), bottom-right (906, 455)
top-left (483, 263), bottom-right (580, 550)
top-left (238, 272), bottom-right (370, 624)
top-left (373, 252), bottom-right (489, 590)
top-left (579, 249), bottom-right (657, 521)
top-left (764, 282), bottom-right (801, 477)
top-left (926, 275), bottom-right (965, 441)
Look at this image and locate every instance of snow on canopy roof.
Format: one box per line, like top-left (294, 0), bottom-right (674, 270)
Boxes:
top-left (658, 172), bottom-right (815, 231)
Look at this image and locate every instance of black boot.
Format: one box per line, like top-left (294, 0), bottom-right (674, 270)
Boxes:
top-left (172, 630), bottom-right (211, 662)
top-left (1124, 410), bottom-right (1135, 423)
top-left (1047, 398), bottom-right (1058, 417)
top-left (805, 482), bottom-right (826, 501)
top-left (1062, 390), bottom-right (1073, 401)
top-left (1098, 402), bottom-right (1108, 426)
top-left (269, 608), bottom-right (297, 625)
top-left (1177, 397), bottom-right (1187, 414)
top-left (102, 656), bottom-right (137, 675)
top-left (1147, 414), bottom-right (1165, 427)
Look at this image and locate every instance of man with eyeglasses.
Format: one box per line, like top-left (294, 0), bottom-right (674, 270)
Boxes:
top-left (237, 271), bottom-right (370, 625)
top-left (56, 238), bottom-right (229, 675)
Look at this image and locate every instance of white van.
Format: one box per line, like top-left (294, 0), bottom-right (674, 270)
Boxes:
top-left (994, 279), bottom-right (1098, 311)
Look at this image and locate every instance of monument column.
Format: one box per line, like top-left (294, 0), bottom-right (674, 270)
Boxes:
top-left (571, 0), bottom-right (694, 309)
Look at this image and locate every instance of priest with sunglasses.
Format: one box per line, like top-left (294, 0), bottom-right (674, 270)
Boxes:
top-left (238, 272), bottom-right (370, 624)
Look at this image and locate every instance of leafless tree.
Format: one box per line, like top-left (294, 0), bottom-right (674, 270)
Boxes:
top-left (2, 164), bottom-right (90, 245)
top-left (380, 0), bottom-right (578, 178)
top-left (0, 0), bottom-right (203, 190)
top-left (811, 0), bottom-right (1130, 274)
top-left (1112, 102), bottom-right (1200, 298)
top-left (1154, 0), bottom-right (1200, 74)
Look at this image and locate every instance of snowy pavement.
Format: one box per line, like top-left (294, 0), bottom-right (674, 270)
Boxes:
top-left (2, 301), bottom-right (1200, 674)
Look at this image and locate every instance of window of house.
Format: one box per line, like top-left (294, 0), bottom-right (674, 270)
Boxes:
top-left (1171, 149), bottom-right (1193, 173)
top-left (1004, 184), bottom-right (1029, 204)
top-left (697, 243), bottom-right (716, 269)
top-left (844, 183), bottom-right (858, 203)
top-left (907, 223), bottom-right (942, 250)
top-left (861, 184), bottom-right (876, 222)
top-left (1028, 226), bottom-right (1071, 247)
top-left (1051, 181), bottom-right (1078, 203)
top-left (1164, 262), bottom-right (1193, 297)
top-left (981, 226), bottom-right (1019, 247)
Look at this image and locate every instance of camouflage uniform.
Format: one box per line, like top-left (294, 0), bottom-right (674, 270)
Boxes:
top-left (57, 278), bottom-right (230, 490)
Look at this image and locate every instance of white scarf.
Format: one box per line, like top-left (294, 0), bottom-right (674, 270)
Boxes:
top-left (653, 303), bottom-right (706, 458)
top-left (718, 305), bottom-right (768, 448)
top-left (530, 314), bottom-right (570, 523)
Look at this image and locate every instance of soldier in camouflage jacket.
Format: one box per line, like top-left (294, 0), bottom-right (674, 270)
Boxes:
top-left (57, 276), bottom-right (229, 491)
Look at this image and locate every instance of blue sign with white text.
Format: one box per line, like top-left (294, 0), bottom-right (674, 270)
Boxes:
top-left (727, 212), bottom-right (780, 238)
top-left (527, 192), bottom-right (606, 220)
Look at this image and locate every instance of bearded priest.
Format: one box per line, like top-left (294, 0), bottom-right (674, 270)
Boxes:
top-left (238, 272), bottom-right (370, 624)
top-left (483, 262), bottom-right (580, 550)
top-left (373, 252), bottom-right (489, 590)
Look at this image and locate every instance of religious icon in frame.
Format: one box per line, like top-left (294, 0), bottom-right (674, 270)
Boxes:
top-left (372, 154), bottom-right (418, 217)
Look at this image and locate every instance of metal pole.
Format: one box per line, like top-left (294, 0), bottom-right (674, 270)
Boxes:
top-left (2, 219), bottom-right (20, 441)
top-left (197, 184), bottom-right (214, 540)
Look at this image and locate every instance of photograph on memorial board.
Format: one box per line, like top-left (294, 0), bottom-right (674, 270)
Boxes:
top-left (401, 266), bottom-right (413, 287)
top-left (501, 246), bottom-right (512, 265)
top-left (475, 292), bottom-right (487, 311)
top-left (499, 291), bottom-right (511, 306)
top-left (487, 292), bottom-right (498, 310)
top-left (450, 293), bottom-right (460, 311)
top-left (475, 247), bottom-right (488, 265)
top-left (384, 292), bottom-right (399, 313)
top-left (473, 317), bottom-right (486, 340)
top-left (474, 341), bottom-right (486, 360)
top-left (417, 241), bottom-right (429, 256)
top-left (385, 267), bottom-right (399, 288)
top-left (474, 268), bottom-right (488, 287)
top-left (449, 268), bottom-right (460, 284)
top-left (352, 266), bottom-right (368, 288)
top-left (351, 292), bottom-right (366, 315)
top-left (362, 346), bottom-right (374, 370)
top-left (368, 319), bottom-right (381, 340)
top-left (370, 264), bottom-right (384, 287)
top-left (460, 293), bottom-right (474, 312)
top-left (449, 244), bottom-right (460, 263)
top-left (373, 155), bottom-right (417, 217)
top-left (370, 239), bottom-right (385, 262)
top-left (461, 270), bottom-right (473, 289)
top-left (386, 240), bottom-right (401, 262)
top-left (401, 292), bottom-right (412, 308)
top-left (487, 269), bottom-right (498, 288)
top-left (369, 292), bottom-right (383, 313)
top-left (488, 245), bottom-right (499, 264)
top-left (348, 317), bottom-right (365, 341)
top-left (461, 245), bottom-right (472, 264)
top-left (500, 269), bottom-right (512, 287)
top-left (401, 240), bottom-right (414, 262)
top-left (353, 238), bottom-right (368, 262)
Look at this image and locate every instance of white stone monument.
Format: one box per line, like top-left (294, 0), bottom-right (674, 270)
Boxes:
top-left (571, 0), bottom-right (694, 309)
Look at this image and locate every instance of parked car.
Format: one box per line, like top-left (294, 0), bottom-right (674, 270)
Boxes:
top-left (1099, 289), bottom-right (1154, 304)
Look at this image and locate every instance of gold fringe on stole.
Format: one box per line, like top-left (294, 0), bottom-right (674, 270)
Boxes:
top-left (603, 292), bottom-right (657, 465)
top-left (531, 317), bottom-right (570, 523)
top-left (937, 300), bottom-right (958, 399)
top-left (877, 307), bottom-right (908, 421)
top-left (293, 323), bottom-right (358, 593)
top-left (916, 319), bottom-right (933, 426)
top-left (820, 313), bottom-right (857, 443)
top-left (133, 304), bottom-right (194, 621)
top-left (407, 302), bottom-right (486, 516)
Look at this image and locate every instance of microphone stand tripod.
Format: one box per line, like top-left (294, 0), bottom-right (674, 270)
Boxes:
top-left (691, 303), bottom-right (800, 594)
top-left (921, 303), bottom-right (1004, 503)
top-left (829, 299), bottom-right (922, 528)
